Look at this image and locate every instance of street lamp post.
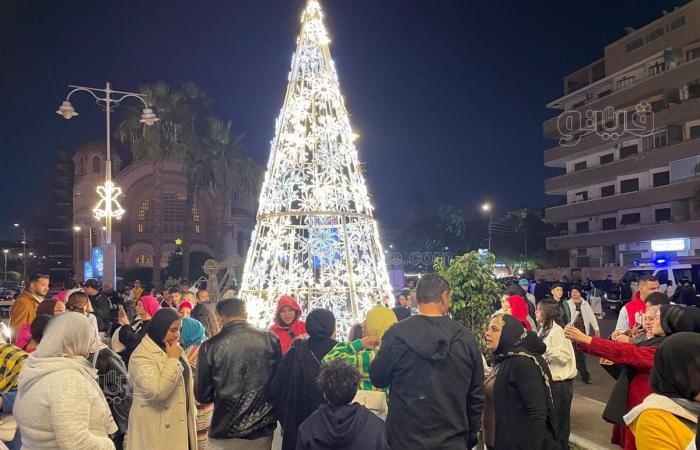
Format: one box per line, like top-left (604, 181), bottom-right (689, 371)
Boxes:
top-left (57, 83), bottom-right (158, 287)
top-left (481, 202), bottom-right (493, 253)
top-left (3, 249), bottom-right (8, 282)
top-left (13, 224), bottom-right (27, 283)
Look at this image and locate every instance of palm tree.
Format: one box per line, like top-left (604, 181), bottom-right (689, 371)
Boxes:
top-left (117, 82), bottom-right (261, 287)
top-left (116, 82), bottom-right (186, 290)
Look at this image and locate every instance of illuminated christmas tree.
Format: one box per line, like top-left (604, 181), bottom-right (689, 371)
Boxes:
top-left (240, 0), bottom-right (393, 337)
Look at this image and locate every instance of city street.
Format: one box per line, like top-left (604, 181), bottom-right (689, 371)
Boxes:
top-left (570, 312), bottom-right (617, 449)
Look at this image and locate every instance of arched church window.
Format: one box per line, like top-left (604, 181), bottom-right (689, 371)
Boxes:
top-left (135, 254), bottom-right (153, 266)
top-left (92, 155), bottom-right (101, 173)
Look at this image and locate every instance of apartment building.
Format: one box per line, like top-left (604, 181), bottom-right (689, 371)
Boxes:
top-left (543, 1), bottom-right (700, 268)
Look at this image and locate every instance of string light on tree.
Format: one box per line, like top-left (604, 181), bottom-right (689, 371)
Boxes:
top-left (240, 0), bottom-right (393, 338)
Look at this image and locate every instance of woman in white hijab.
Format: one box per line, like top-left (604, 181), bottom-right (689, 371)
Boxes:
top-left (13, 312), bottom-right (117, 450)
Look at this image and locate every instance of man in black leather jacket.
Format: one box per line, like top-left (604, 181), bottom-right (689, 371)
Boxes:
top-left (195, 298), bottom-right (281, 449)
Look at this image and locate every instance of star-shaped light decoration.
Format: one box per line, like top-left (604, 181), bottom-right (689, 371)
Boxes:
top-left (175, 238), bottom-right (183, 246)
top-left (93, 181), bottom-right (125, 221)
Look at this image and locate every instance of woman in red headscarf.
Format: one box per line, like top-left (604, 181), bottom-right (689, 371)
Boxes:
top-left (269, 295), bottom-right (307, 353)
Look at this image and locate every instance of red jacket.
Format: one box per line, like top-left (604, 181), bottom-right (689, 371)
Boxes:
top-left (578, 337), bottom-right (656, 450)
top-left (623, 292), bottom-right (646, 329)
top-left (269, 295), bottom-right (306, 353)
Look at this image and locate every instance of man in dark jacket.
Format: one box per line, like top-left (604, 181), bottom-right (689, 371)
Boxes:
top-left (297, 359), bottom-right (389, 450)
top-left (83, 279), bottom-right (113, 335)
top-left (369, 274), bottom-right (485, 450)
top-left (195, 298), bottom-right (281, 449)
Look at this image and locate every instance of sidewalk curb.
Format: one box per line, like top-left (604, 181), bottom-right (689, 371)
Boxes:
top-left (570, 432), bottom-right (610, 450)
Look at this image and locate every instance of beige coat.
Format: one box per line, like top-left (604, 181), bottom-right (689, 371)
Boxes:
top-left (126, 336), bottom-right (197, 450)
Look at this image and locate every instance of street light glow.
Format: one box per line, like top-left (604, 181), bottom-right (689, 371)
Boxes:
top-left (481, 202), bottom-right (491, 212)
top-left (13, 224), bottom-right (19, 228)
top-left (73, 225), bottom-right (81, 232)
top-left (56, 100), bottom-right (78, 119)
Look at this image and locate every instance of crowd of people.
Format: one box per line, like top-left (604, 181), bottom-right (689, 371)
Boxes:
top-left (0, 271), bottom-right (698, 450)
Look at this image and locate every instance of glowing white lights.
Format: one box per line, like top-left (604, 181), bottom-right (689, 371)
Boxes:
top-left (240, 0), bottom-right (393, 338)
top-left (93, 181), bottom-right (125, 221)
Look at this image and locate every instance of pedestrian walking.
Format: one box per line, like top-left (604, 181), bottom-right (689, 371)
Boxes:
top-left (567, 285), bottom-right (600, 384)
top-left (269, 295), bottom-right (307, 354)
top-left (181, 317), bottom-right (214, 450)
top-left (537, 300), bottom-right (576, 450)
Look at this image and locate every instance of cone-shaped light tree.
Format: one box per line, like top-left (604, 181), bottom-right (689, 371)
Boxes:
top-left (240, 0), bottom-right (393, 337)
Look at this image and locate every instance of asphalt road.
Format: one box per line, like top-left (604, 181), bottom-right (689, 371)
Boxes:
top-left (571, 312), bottom-right (618, 403)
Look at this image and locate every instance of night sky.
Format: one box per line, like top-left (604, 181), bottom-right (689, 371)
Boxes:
top-left (0, 0), bottom-right (688, 240)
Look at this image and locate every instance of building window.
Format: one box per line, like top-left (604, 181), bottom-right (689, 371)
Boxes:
top-left (574, 161), bottom-right (587, 172)
top-left (576, 221), bottom-right (590, 234)
top-left (602, 217), bottom-right (616, 231)
top-left (667, 15), bottom-right (685, 32)
top-left (620, 213), bottom-right (641, 226)
top-left (78, 157), bottom-right (85, 175)
top-left (92, 156), bottom-right (101, 173)
top-left (138, 199), bottom-right (150, 234)
top-left (655, 208), bottom-right (671, 223)
top-left (601, 185), bottom-right (615, 197)
top-left (648, 61), bottom-right (665, 77)
top-left (574, 191), bottom-right (588, 202)
top-left (689, 124), bottom-right (700, 140)
top-left (192, 201), bottom-right (201, 234)
top-left (135, 254), bottom-right (153, 265)
top-left (576, 248), bottom-right (587, 256)
top-left (687, 47), bottom-right (700, 62)
top-left (620, 144), bottom-right (638, 159)
top-left (653, 171), bottom-right (670, 187)
top-left (645, 27), bottom-right (664, 44)
top-left (620, 178), bottom-right (639, 193)
top-left (600, 153), bottom-right (614, 165)
top-left (626, 37), bottom-right (644, 53)
top-left (577, 256), bottom-right (591, 267)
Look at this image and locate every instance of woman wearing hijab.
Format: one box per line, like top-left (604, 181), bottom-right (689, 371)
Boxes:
top-left (565, 304), bottom-right (699, 450)
top-left (322, 306), bottom-right (397, 418)
top-left (270, 308), bottom-right (337, 450)
top-left (624, 333), bottom-right (700, 450)
top-left (536, 300), bottom-right (576, 450)
top-left (15, 299), bottom-right (64, 350)
top-left (269, 295), bottom-right (307, 353)
top-left (13, 312), bottom-right (118, 449)
top-left (115, 294), bottom-right (160, 366)
top-left (483, 314), bottom-right (559, 450)
top-left (126, 308), bottom-right (196, 450)
top-left (180, 317), bottom-right (213, 450)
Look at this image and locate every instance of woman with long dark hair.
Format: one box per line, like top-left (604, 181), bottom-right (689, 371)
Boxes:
top-left (126, 308), bottom-right (196, 450)
top-left (536, 300), bottom-right (576, 450)
top-left (483, 314), bottom-right (559, 450)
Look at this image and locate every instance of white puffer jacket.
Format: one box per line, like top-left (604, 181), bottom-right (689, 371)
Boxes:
top-left (13, 354), bottom-right (117, 450)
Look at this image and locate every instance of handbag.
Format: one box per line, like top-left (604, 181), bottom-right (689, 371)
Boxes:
top-left (352, 389), bottom-right (388, 420)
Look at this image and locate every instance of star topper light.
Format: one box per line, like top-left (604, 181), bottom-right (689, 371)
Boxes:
top-left (93, 181), bottom-right (125, 221)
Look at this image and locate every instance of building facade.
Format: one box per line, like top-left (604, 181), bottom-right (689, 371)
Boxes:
top-left (71, 141), bottom-right (256, 282)
top-left (543, 1), bottom-right (700, 268)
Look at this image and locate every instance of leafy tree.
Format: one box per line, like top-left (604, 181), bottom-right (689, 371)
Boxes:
top-left (434, 251), bottom-right (503, 353)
